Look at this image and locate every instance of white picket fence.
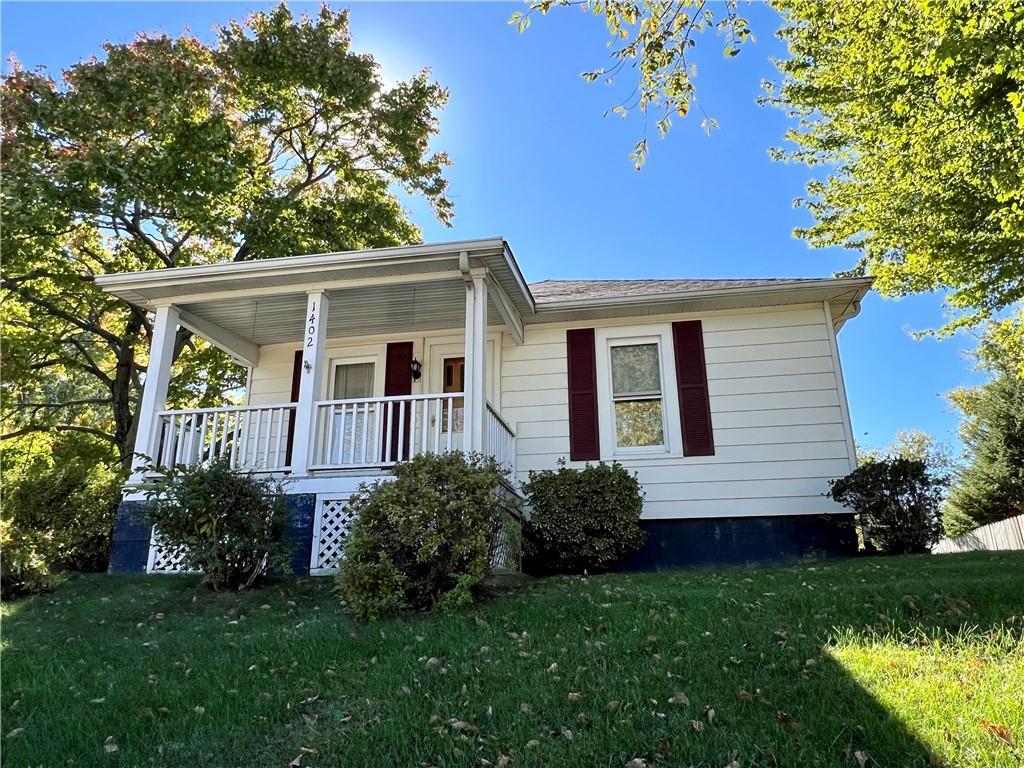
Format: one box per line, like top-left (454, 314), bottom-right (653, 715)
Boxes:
top-left (933, 514), bottom-right (1024, 554)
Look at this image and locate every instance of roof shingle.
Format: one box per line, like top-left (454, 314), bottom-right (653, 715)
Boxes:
top-left (527, 278), bottom-right (823, 303)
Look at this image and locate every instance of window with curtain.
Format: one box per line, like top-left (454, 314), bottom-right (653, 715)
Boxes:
top-left (610, 342), bottom-right (665, 449)
top-left (330, 362), bottom-right (374, 463)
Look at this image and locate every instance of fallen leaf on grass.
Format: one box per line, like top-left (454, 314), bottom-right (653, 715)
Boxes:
top-left (981, 720), bottom-right (1013, 744)
top-left (775, 711), bottom-right (801, 732)
top-left (424, 657), bottom-right (442, 669)
top-left (5, 728), bottom-right (24, 739)
top-left (689, 719), bottom-right (705, 732)
top-left (625, 759), bottom-right (647, 768)
top-left (568, 692), bottom-right (582, 703)
top-left (520, 703), bottom-right (532, 714)
top-left (560, 727), bottom-right (574, 741)
top-left (526, 739), bottom-right (541, 749)
top-left (668, 692), bottom-right (689, 705)
top-left (452, 720), bottom-right (478, 734)
top-left (103, 736), bottom-right (119, 754)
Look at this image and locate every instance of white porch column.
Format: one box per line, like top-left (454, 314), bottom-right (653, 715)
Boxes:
top-left (130, 304), bottom-right (180, 480)
top-left (463, 275), bottom-right (487, 453)
top-left (290, 291), bottom-right (330, 475)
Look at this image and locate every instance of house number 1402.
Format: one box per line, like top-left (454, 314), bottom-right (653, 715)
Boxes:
top-left (306, 304), bottom-right (318, 347)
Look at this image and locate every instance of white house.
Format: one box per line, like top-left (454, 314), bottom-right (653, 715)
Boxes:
top-left (97, 237), bottom-right (872, 574)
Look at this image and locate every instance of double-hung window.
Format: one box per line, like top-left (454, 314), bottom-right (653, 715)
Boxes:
top-left (609, 340), bottom-right (666, 450)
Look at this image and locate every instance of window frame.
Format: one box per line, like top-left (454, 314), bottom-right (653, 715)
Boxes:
top-left (595, 325), bottom-right (681, 458)
top-left (325, 353), bottom-right (383, 401)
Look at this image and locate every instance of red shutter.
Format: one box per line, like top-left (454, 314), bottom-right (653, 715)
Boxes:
top-left (672, 320), bottom-right (715, 456)
top-left (566, 328), bottom-right (600, 461)
top-left (383, 341), bottom-right (414, 462)
top-left (284, 349), bottom-right (303, 467)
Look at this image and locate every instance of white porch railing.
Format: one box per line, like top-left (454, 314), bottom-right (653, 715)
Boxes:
top-left (148, 393), bottom-right (515, 474)
top-left (310, 392), bottom-right (464, 470)
top-left (151, 403), bottom-right (295, 473)
top-left (484, 401), bottom-right (516, 472)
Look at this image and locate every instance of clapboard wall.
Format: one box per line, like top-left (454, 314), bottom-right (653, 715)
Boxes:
top-left (242, 302), bottom-right (858, 521)
top-left (502, 302), bottom-right (857, 519)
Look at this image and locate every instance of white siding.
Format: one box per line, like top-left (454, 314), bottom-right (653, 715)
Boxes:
top-left (501, 304), bottom-right (856, 519)
top-left (243, 303), bottom-right (858, 520)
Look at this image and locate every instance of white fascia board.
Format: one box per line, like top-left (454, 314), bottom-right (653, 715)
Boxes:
top-left (177, 309), bottom-right (261, 367)
top-left (94, 237), bottom-right (508, 295)
top-left (500, 240), bottom-right (536, 314)
top-left (486, 273), bottom-right (525, 344)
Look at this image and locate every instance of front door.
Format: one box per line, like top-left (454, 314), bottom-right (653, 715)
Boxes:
top-left (383, 342), bottom-right (414, 462)
top-left (442, 356), bottom-right (465, 435)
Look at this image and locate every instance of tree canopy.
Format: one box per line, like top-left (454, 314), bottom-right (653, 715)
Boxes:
top-left (1, 4), bottom-right (452, 465)
top-left (944, 311), bottom-right (1024, 535)
top-left (764, 0), bottom-right (1024, 332)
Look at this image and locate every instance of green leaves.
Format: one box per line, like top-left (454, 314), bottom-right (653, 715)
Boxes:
top-left (767, 0), bottom-right (1024, 332)
top-left (521, 460), bottom-right (645, 575)
top-left (513, 0), bottom-right (751, 167)
top-left (1, 3), bottom-right (453, 464)
top-left (336, 452), bottom-right (512, 620)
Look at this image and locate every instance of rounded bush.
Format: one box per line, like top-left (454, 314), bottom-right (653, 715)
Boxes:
top-left (143, 459), bottom-right (292, 591)
top-left (336, 452), bottom-right (509, 620)
top-left (522, 460), bottom-right (645, 575)
top-left (828, 458), bottom-right (944, 554)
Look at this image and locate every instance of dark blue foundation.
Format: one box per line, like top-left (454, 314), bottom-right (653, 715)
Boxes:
top-left (624, 513), bottom-right (858, 570)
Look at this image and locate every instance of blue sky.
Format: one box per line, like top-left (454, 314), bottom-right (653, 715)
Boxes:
top-left (2, 1), bottom-right (982, 453)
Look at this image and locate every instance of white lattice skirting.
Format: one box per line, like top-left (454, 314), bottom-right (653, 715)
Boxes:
top-left (309, 494), bottom-right (358, 575)
top-left (146, 529), bottom-right (195, 573)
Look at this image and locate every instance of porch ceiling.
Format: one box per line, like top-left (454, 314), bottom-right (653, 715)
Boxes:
top-left (180, 279), bottom-right (504, 346)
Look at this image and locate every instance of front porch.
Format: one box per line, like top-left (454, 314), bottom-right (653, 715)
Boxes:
top-left (97, 240), bottom-right (534, 575)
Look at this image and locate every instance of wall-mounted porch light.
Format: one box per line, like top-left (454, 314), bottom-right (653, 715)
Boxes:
top-left (410, 358), bottom-right (422, 380)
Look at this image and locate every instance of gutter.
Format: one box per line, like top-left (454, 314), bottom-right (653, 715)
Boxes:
top-left (94, 236), bottom-right (508, 292)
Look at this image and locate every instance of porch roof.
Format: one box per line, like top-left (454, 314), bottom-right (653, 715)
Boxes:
top-left (95, 237), bottom-right (533, 314)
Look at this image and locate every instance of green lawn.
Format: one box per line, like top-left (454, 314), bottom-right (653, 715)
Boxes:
top-left (2, 553), bottom-right (1022, 768)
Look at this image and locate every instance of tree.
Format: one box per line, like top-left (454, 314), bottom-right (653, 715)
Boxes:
top-left (521, 2), bottom-right (1023, 332)
top-left (944, 312), bottom-right (1024, 536)
top-left (859, 428), bottom-right (956, 482)
top-left (513, 0), bottom-right (752, 167)
top-left (828, 458), bottom-right (944, 555)
top-left (764, 0), bottom-right (1024, 333)
top-left (1, 4), bottom-right (452, 468)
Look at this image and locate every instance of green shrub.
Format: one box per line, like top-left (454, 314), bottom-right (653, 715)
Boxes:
top-left (1, 439), bottom-right (121, 576)
top-left (0, 518), bottom-right (58, 599)
top-left (336, 452), bottom-right (510, 620)
top-left (522, 460), bottom-right (646, 575)
top-left (142, 459), bottom-right (292, 591)
top-left (828, 458), bottom-right (945, 554)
